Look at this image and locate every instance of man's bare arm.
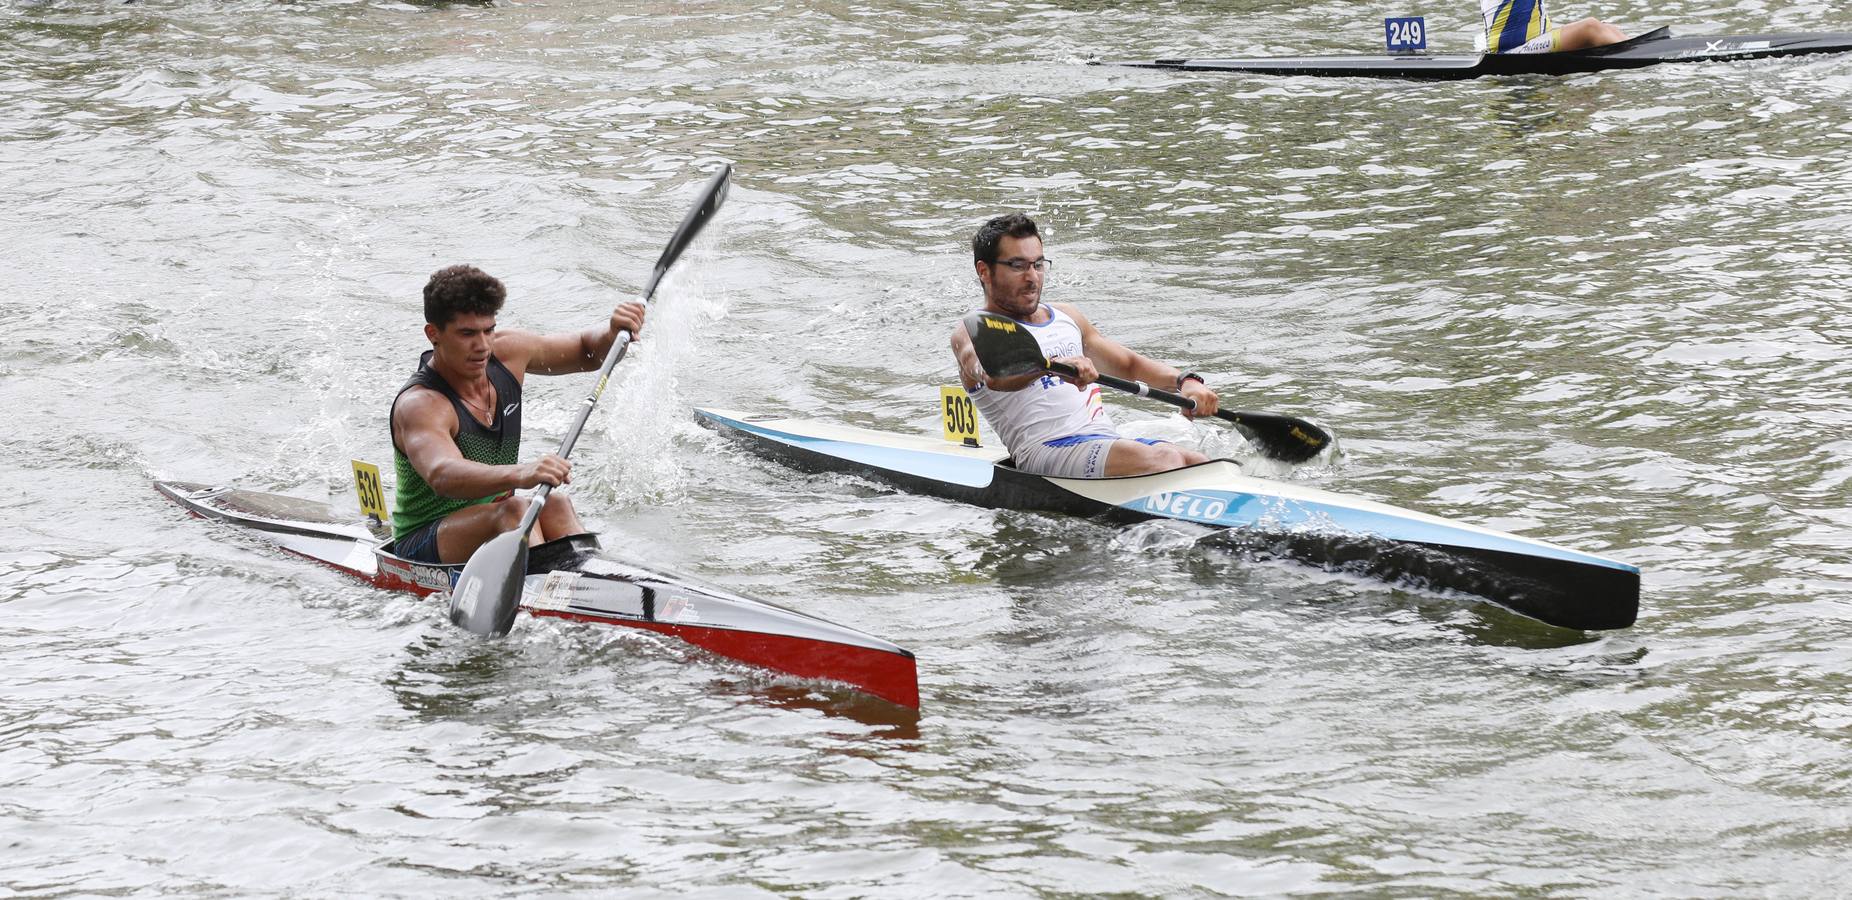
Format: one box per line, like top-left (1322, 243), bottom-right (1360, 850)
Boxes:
top-left (495, 301), bottom-right (648, 378)
top-left (393, 390), bottom-right (568, 498)
top-left (1061, 304), bottom-right (1167, 383)
top-left (1062, 303), bottom-right (1220, 417)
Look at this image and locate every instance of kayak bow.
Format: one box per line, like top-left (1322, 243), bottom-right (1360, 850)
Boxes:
top-left (155, 480), bottom-right (920, 709)
top-left (694, 408), bottom-right (1640, 631)
top-left (1101, 27), bottom-right (1852, 80)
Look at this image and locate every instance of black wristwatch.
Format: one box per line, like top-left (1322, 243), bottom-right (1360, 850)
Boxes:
top-left (1176, 372), bottom-right (1205, 391)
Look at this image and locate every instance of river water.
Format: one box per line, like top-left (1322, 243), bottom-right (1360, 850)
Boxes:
top-left (4, 0), bottom-right (1850, 895)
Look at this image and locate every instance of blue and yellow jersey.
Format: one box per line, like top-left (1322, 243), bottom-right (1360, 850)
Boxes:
top-left (1481, 0), bottom-right (1559, 54)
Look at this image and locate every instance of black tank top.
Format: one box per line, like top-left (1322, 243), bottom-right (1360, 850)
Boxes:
top-left (389, 351), bottom-right (523, 536)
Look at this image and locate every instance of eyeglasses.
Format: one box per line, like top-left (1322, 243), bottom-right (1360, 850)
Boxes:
top-left (987, 257), bottom-right (1053, 274)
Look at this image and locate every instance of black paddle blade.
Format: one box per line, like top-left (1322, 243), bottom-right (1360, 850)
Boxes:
top-left (962, 311), bottom-right (1047, 379)
top-left (641, 163), bottom-right (732, 299)
top-left (448, 529), bottom-right (529, 637)
top-left (1220, 411), bottom-right (1331, 463)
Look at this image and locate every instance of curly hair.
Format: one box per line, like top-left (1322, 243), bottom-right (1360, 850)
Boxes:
top-left (422, 265), bottom-right (506, 327)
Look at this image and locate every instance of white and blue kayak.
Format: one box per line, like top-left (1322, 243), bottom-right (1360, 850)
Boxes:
top-left (694, 408), bottom-right (1640, 631)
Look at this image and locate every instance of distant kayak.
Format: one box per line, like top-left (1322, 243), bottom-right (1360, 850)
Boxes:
top-left (1099, 26), bottom-right (1852, 80)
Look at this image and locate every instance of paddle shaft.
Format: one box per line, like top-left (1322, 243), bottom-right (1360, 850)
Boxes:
top-left (449, 164), bottom-right (730, 637)
top-left (509, 325), bottom-right (637, 537)
top-left (505, 163), bottom-right (731, 538)
top-left (1042, 359), bottom-right (1329, 459)
top-left (1045, 360), bottom-right (1196, 413)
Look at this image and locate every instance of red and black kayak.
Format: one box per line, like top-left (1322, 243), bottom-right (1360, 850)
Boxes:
top-left (155, 481), bottom-right (920, 709)
top-left (1100, 27), bottom-right (1852, 80)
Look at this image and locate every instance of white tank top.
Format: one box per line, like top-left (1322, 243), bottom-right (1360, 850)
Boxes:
top-left (968, 305), bottom-right (1118, 452)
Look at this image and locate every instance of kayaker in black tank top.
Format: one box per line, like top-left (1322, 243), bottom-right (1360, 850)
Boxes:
top-left (390, 350), bottom-right (523, 548)
top-left (388, 264), bottom-right (647, 564)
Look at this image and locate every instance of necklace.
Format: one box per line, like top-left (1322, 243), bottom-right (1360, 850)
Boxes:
top-left (459, 386), bottom-right (497, 421)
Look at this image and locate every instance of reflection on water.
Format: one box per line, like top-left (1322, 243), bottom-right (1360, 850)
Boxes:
top-left (742, 684), bottom-right (925, 741)
top-left (390, 619), bottom-right (922, 731)
top-left (387, 634), bottom-right (524, 720)
top-left (5, 0), bottom-right (1852, 894)
top-left (973, 515), bottom-right (1125, 586)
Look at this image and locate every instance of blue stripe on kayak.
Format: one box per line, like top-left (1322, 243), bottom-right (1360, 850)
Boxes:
top-left (1127, 489), bottom-right (1638, 573)
top-left (710, 414), bottom-right (997, 489)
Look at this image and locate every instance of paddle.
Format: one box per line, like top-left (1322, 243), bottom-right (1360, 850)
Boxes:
top-left (449, 164), bottom-right (732, 637)
top-left (961, 310), bottom-right (1330, 464)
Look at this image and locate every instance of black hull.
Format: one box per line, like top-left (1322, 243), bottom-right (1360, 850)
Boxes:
top-left (1205, 529), bottom-right (1638, 630)
top-left (1103, 28), bottom-right (1852, 80)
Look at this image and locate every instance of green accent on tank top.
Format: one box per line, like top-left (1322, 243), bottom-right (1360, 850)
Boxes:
top-left (391, 423), bottom-right (520, 539)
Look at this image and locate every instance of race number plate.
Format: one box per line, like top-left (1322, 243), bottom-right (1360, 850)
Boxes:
top-left (940, 385), bottom-right (980, 446)
top-left (350, 459), bottom-right (390, 524)
top-left (1384, 16), bottom-right (1426, 53)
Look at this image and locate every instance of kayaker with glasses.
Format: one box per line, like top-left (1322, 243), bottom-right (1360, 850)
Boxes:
top-left (949, 213), bottom-right (1219, 479)
top-left (1482, 0), bottom-right (1625, 54)
top-left (389, 264), bottom-right (647, 564)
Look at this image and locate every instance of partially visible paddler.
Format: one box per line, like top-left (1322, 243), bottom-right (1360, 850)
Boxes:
top-left (390, 265), bottom-right (645, 563)
top-left (1482, 0), bottom-right (1626, 54)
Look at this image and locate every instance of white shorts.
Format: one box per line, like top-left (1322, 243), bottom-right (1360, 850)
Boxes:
top-left (1011, 435), bottom-right (1167, 479)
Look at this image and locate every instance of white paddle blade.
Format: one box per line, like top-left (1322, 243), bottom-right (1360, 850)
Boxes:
top-left (448, 530), bottom-right (530, 637)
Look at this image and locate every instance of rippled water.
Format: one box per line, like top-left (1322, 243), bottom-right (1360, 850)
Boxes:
top-left (4, 0), bottom-right (1850, 895)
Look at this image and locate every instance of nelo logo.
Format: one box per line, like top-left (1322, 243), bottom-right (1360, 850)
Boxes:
top-left (1143, 491), bottom-right (1229, 521)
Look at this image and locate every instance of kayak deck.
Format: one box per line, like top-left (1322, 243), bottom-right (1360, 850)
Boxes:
top-left (695, 408), bottom-right (1640, 631)
top-left (1101, 27), bottom-right (1852, 80)
top-left (154, 481), bottom-right (920, 709)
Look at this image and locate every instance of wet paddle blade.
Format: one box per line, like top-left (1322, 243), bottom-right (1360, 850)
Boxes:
top-left (1219, 411), bottom-right (1330, 463)
top-left (448, 529), bottom-right (529, 637)
top-left (641, 164), bottom-right (731, 299)
top-left (963, 310), bottom-right (1048, 378)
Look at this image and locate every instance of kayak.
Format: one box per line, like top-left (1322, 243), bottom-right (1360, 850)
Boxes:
top-left (1100, 27), bottom-right (1852, 80)
top-left (154, 480), bottom-right (920, 709)
top-left (693, 409), bottom-right (1640, 631)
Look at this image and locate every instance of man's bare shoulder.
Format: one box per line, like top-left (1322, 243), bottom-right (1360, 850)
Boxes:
top-left (392, 385), bottom-right (456, 431)
top-left (490, 328), bottom-right (546, 379)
